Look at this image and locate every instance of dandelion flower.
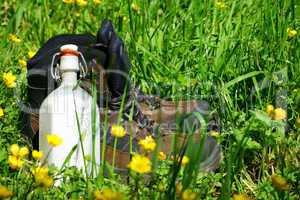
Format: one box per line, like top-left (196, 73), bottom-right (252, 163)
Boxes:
top-left (232, 193), bottom-right (251, 200)
top-left (182, 189), bottom-right (197, 200)
top-left (47, 134), bottom-right (63, 147)
top-left (0, 185), bottom-right (13, 199)
top-left (93, 0), bottom-right (101, 5)
top-left (0, 107), bottom-right (4, 118)
top-left (3, 72), bottom-right (17, 88)
top-left (139, 135), bottom-right (156, 152)
top-left (32, 150), bottom-right (43, 160)
top-left (158, 151), bottom-right (166, 160)
top-left (215, 1), bottom-right (227, 9)
top-left (18, 59), bottom-right (27, 69)
top-left (266, 104), bottom-right (274, 117)
top-left (9, 144), bottom-right (20, 157)
top-left (8, 34), bottom-right (21, 43)
top-left (271, 174), bottom-right (289, 191)
top-left (111, 124), bottom-right (126, 138)
top-left (63, 0), bottom-right (75, 3)
top-left (8, 155), bottom-right (23, 170)
top-left (128, 154), bottom-right (151, 174)
top-left (19, 146), bottom-right (29, 157)
top-left (273, 108), bottom-right (286, 120)
top-left (28, 51), bottom-right (36, 59)
top-left (76, 0), bottom-right (87, 6)
top-left (287, 28), bottom-right (297, 38)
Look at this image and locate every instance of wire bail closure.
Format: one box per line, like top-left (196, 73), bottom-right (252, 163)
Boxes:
top-left (50, 49), bottom-right (88, 81)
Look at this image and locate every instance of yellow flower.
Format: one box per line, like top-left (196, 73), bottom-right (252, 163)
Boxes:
top-left (232, 193), bottom-right (251, 200)
top-left (9, 144), bottom-right (20, 157)
top-left (131, 3), bottom-right (140, 13)
top-left (273, 108), bottom-right (287, 120)
top-left (176, 182), bottom-right (183, 196)
top-left (111, 124), bottom-right (126, 138)
top-left (32, 150), bottom-right (43, 160)
top-left (271, 174), bottom-right (289, 191)
top-left (0, 185), bottom-right (13, 199)
top-left (128, 154), bottom-right (151, 174)
top-left (296, 117), bottom-right (300, 128)
top-left (47, 134), bottom-right (63, 147)
top-left (94, 188), bottom-right (123, 200)
top-left (32, 167), bottom-right (53, 188)
top-left (287, 28), bottom-right (297, 38)
top-left (0, 107), bottom-right (4, 118)
top-left (266, 104), bottom-right (274, 117)
top-left (8, 34), bottom-right (21, 43)
top-left (76, 0), bottom-right (87, 6)
top-left (93, 0), bottom-right (101, 5)
top-left (181, 189), bottom-right (197, 200)
top-left (8, 155), bottom-right (23, 170)
top-left (180, 155), bottom-right (189, 166)
top-left (139, 136), bottom-right (156, 152)
top-left (63, 0), bottom-right (75, 3)
top-left (28, 51), bottom-right (36, 59)
top-left (3, 72), bottom-right (17, 88)
top-left (18, 59), bottom-right (27, 69)
top-left (215, 1), bottom-right (227, 9)
top-left (158, 151), bottom-right (166, 160)
top-left (19, 146), bottom-right (29, 157)
top-left (209, 130), bottom-right (220, 138)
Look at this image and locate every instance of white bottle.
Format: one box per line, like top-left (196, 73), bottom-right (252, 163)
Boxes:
top-left (39, 44), bottom-right (100, 176)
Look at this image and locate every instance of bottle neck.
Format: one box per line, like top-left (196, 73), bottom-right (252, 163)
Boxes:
top-left (61, 71), bottom-right (78, 86)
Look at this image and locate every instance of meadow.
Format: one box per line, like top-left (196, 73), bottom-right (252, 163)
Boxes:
top-left (0, 0), bottom-right (299, 199)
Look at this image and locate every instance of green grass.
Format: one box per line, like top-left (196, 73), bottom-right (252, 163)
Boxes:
top-left (0, 0), bottom-right (299, 199)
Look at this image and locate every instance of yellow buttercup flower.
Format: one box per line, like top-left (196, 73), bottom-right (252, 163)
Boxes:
top-left (111, 124), bottom-right (126, 138)
top-left (28, 51), bottom-right (36, 59)
top-left (139, 136), bottom-right (156, 152)
top-left (215, 1), bottom-right (227, 9)
top-left (19, 146), bottom-right (29, 157)
top-left (158, 151), bottom-right (166, 160)
top-left (9, 144), bottom-right (20, 157)
top-left (0, 107), bottom-right (4, 118)
top-left (32, 167), bottom-right (53, 188)
top-left (266, 104), bottom-right (274, 117)
top-left (271, 174), bottom-right (289, 191)
top-left (0, 185), bottom-right (13, 199)
top-left (18, 59), bottom-right (27, 69)
top-left (180, 155), bottom-right (189, 166)
top-left (273, 108), bottom-right (287, 120)
top-left (76, 0), bottom-right (87, 6)
top-left (32, 150), bottom-right (43, 160)
top-left (209, 130), bottom-right (220, 138)
top-left (128, 154), bottom-right (151, 174)
top-left (181, 189), bottom-right (197, 200)
top-left (232, 193), bottom-right (251, 200)
top-left (287, 28), bottom-right (297, 38)
top-left (8, 155), bottom-right (23, 170)
top-left (8, 34), bottom-right (21, 43)
top-left (94, 188), bottom-right (123, 200)
top-left (131, 3), bottom-right (140, 13)
top-left (3, 72), bottom-right (17, 88)
top-left (47, 134), bottom-right (63, 147)
top-left (63, 0), bottom-right (75, 3)
top-left (93, 0), bottom-right (101, 5)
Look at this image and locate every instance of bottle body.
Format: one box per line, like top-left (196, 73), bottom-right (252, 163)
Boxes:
top-left (39, 83), bottom-right (101, 174)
